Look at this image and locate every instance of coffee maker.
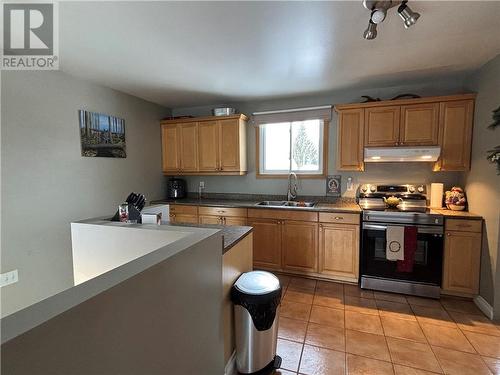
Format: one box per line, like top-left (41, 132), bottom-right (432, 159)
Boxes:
top-left (167, 178), bottom-right (187, 199)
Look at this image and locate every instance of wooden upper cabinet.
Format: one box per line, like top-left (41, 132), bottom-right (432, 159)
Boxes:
top-left (282, 221), bottom-right (318, 273)
top-left (364, 106), bottom-right (400, 146)
top-left (435, 100), bottom-right (474, 171)
top-left (179, 122), bottom-right (198, 172)
top-left (161, 114), bottom-right (247, 175)
top-left (337, 109), bottom-right (364, 171)
top-left (161, 124), bottom-right (179, 173)
top-left (400, 103), bottom-right (439, 146)
top-left (198, 121), bottom-right (219, 171)
top-left (319, 223), bottom-right (359, 281)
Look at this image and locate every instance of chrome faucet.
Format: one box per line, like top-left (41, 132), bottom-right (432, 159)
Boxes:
top-left (287, 172), bottom-right (298, 201)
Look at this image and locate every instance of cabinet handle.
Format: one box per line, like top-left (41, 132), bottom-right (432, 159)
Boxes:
top-left (334, 216), bottom-right (344, 220)
top-left (400, 142), bottom-right (404, 145)
top-left (217, 210), bottom-right (226, 214)
top-left (395, 142), bottom-right (399, 146)
top-left (223, 217), bottom-right (227, 225)
top-left (446, 232), bottom-right (451, 236)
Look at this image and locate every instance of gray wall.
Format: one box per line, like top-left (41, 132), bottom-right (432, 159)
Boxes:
top-left (172, 76), bottom-right (469, 197)
top-left (1, 71), bottom-right (170, 317)
top-left (1, 234), bottom-right (224, 375)
top-left (465, 54), bottom-right (500, 316)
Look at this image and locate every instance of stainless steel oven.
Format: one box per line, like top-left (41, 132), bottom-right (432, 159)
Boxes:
top-left (360, 211), bottom-right (444, 298)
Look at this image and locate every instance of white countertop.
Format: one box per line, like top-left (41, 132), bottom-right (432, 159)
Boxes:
top-left (1, 218), bottom-right (221, 344)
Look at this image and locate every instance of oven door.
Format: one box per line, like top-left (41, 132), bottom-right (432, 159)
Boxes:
top-left (361, 223), bottom-right (444, 285)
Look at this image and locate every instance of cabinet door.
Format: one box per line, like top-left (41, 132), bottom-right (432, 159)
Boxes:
top-left (364, 106), bottom-right (400, 146)
top-left (337, 109), bottom-right (364, 171)
top-left (179, 122), bottom-right (198, 172)
top-left (199, 215), bottom-right (222, 225)
top-left (161, 124), bottom-right (180, 173)
top-left (198, 121), bottom-right (219, 171)
top-left (282, 221), bottom-right (318, 273)
top-left (443, 230), bottom-right (481, 294)
top-left (400, 103), bottom-right (439, 146)
top-left (319, 224), bottom-right (359, 280)
top-left (249, 218), bottom-right (282, 270)
top-left (224, 217), bottom-right (247, 226)
top-left (219, 119), bottom-right (240, 171)
top-left (435, 100), bottom-right (474, 171)
top-left (170, 214), bottom-right (199, 224)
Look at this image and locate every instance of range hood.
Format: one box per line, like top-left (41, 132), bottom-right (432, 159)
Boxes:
top-left (364, 146), bottom-right (441, 162)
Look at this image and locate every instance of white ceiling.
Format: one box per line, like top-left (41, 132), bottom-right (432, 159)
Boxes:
top-left (59, 1), bottom-right (500, 108)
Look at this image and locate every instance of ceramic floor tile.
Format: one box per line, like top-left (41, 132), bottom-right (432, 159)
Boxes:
top-left (345, 329), bottom-right (391, 362)
top-left (393, 365), bottom-right (441, 374)
top-left (345, 310), bottom-right (384, 335)
top-left (374, 291), bottom-right (408, 304)
top-left (377, 300), bottom-right (416, 321)
top-left (380, 316), bottom-right (426, 343)
top-left (280, 300), bottom-right (312, 321)
top-left (277, 338), bottom-right (303, 372)
top-left (344, 295), bottom-right (379, 315)
top-left (299, 345), bottom-right (345, 375)
top-left (482, 356), bottom-right (500, 375)
top-left (277, 274), bottom-right (292, 288)
top-left (386, 337), bottom-right (442, 373)
top-left (316, 280), bottom-right (344, 294)
top-left (288, 277), bottom-right (316, 292)
top-left (420, 323), bottom-right (475, 353)
top-left (448, 310), bottom-right (500, 337)
top-left (309, 305), bottom-right (345, 329)
top-left (284, 289), bottom-right (314, 305)
top-left (313, 291), bottom-right (344, 310)
top-left (411, 305), bottom-right (456, 328)
top-left (305, 322), bottom-right (345, 352)
top-left (346, 353), bottom-right (394, 375)
top-left (344, 284), bottom-right (375, 299)
top-left (463, 331), bottom-right (500, 358)
top-left (278, 317), bottom-right (308, 343)
top-left (432, 346), bottom-right (491, 375)
top-left (441, 297), bottom-right (483, 315)
top-left (406, 296), bottom-right (442, 309)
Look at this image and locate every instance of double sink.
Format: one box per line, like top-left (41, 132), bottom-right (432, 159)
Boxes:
top-left (256, 200), bottom-right (316, 208)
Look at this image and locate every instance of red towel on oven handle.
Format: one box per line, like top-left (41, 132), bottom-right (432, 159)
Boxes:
top-left (397, 226), bottom-right (417, 273)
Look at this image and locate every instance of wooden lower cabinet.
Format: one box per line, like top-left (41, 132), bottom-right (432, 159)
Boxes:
top-left (319, 223), bottom-right (360, 281)
top-left (249, 218), bottom-right (282, 270)
top-left (170, 214), bottom-right (198, 224)
top-left (442, 225), bottom-right (481, 295)
top-left (198, 215), bottom-right (222, 225)
top-left (282, 221), bottom-right (318, 273)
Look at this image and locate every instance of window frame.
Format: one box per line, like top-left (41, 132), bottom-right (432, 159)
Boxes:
top-left (256, 119), bottom-right (329, 179)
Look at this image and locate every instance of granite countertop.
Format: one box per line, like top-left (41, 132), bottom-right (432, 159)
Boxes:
top-left (168, 222), bottom-right (253, 253)
top-left (152, 198), bottom-right (362, 214)
top-left (429, 209), bottom-right (482, 219)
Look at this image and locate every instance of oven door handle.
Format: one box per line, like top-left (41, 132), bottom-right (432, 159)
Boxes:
top-left (362, 223), bottom-right (444, 235)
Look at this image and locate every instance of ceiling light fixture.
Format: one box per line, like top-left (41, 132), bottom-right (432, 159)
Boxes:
top-left (362, 0), bottom-right (421, 40)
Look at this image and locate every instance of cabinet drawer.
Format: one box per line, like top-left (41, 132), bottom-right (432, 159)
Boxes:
top-left (319, 212), bottom-right (360, 225)
top-left (445, 219), bottom-right (482, 233)
top-left (169, 204), bottom-right (198, 215)
top-left (248, 209), bottom-right (318, 222)
top-left (198, 206), bottom-right (247, 218)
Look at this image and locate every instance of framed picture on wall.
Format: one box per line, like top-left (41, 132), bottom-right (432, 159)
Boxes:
top-left (326, 175), bottom-right (341, 197)
top-left (78, 110), bottom-right (126, 158)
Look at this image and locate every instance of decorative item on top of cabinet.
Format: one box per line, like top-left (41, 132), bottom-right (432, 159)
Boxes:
top-left (442, 219), bottom-right (482, 296)
top-left (160, 114), bottom-right (247, 175)
top-left (487, 106), bottom-right (500, 174)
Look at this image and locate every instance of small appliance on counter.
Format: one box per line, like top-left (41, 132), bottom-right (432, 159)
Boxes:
top-left (167, 178), bottom-right (187, 199)
top-left (357, 183), bottom-right (444, 298)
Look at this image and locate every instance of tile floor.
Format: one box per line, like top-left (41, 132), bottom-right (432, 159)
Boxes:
top-left (274, 275), bottom-right (500, 375)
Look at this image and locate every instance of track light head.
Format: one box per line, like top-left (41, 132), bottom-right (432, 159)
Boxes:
top-left (363, 20), bottom-right (378, 40)
top-left (398, 1), bottom-right (420, 28)
top-left (371, 9), bottom-right (387, 24)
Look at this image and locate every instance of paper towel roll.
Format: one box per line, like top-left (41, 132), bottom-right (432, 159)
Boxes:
top-left (430, 183), bottom-right (444, 208)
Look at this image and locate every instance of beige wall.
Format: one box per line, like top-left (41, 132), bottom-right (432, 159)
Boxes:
top-left (172, 76), bottom-right (469, 196)
top-left (465, 54), bottom-right (500, 316)
top-left (1, 71), bottom-right (170, 317)
top-left (1, 234), bottom-right (224, 375)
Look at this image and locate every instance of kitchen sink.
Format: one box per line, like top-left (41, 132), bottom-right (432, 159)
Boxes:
top-left (255, 201), bottom-right (316, 208)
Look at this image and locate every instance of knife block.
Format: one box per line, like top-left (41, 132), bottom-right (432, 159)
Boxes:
top-left (110, 205), bottom-right (142, 223)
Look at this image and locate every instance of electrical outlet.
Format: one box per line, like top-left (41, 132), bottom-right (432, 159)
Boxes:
top-left (199, 181), bottom-right (205, 188)
top-left (0, 269), bottom-right (18, 287)
top-left (346, 177), bottom-right (354, 191)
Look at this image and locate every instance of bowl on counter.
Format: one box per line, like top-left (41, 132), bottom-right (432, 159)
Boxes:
top-left (212, 107), bottom-right (236, 116)
top-left (447, 204), bottom-right (466, 211)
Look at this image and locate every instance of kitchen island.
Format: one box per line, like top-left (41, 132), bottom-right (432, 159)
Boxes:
top-left (1, 218), bottom-right (252, 375)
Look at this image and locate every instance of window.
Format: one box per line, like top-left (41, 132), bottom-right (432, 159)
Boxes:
top-left (258, 119), bottom-right (326, 176)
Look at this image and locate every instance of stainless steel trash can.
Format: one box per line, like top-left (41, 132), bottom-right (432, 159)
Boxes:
top-left (231, 271), bottom-right (282, 374)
